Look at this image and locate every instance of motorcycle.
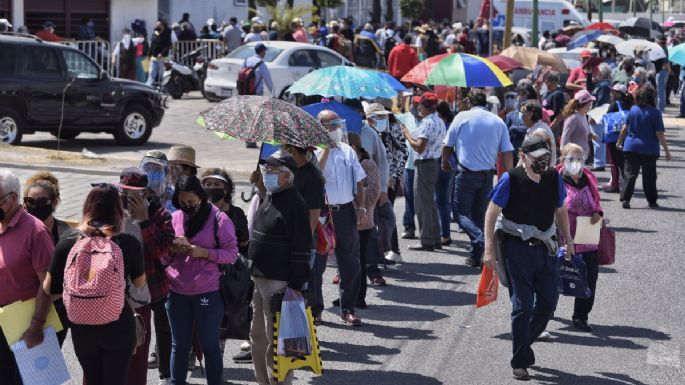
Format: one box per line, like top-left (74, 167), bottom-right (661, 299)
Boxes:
top-left (162, 46), bottom-right (207, 99)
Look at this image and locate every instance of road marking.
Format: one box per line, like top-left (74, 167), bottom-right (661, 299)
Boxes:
top-left (646, 342), bottom-right (681, 368)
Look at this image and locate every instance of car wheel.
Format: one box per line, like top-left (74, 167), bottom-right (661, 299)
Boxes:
top-left (113, 105), bottom-right (152, 146)
top-left (50, 130), bottom-right (80, 140)
top-left (168, 78), bottom-right (184, 99)
top-left (279, 86), bottom-right (298, 105)
top-left (0, 107), bottom-right (24, 145)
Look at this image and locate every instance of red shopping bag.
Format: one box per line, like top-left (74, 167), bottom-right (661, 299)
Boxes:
top-left (476, 265), bottom-right (499, 308)
top-left (598, 225), bottom-right (616, 265)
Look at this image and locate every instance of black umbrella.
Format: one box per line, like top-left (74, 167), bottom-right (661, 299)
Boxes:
top-left (619, 17), bottom-right (663, 38)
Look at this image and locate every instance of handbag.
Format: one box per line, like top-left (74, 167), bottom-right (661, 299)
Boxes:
top-left (558, 253), bottom-right (592, 298)
top-left (602, 101), bottom-right (626, 144)
top-left (475, 265), bottom-right (498, 308)
top-left (211, 213), bottom-right (254, 307)
top-left (315, 196), bottom-right (336, 255)
top-left (598, 223), bottom-right (616, 265)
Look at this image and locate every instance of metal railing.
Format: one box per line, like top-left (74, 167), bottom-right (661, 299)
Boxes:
top-left (58, 40), bottom-right (114, 76)
top-left (172, 39), bottom-right (226, 66)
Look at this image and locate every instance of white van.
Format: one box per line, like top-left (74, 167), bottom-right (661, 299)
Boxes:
top-left (492, 1), bottom-right (590, 33)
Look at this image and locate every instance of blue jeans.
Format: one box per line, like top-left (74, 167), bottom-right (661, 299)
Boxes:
top-left (591, 122), bottom-right (606, 168)
top-left (503, 239), bottom-right (560, 369)
top-left (656, 69), bottom-right (668, 113)
top-left (453, 170), bottom-right (493, 260)
top-left (166, 291), bottom-right (224, 385)
top-left (435, 168), bottom-right (454, 238)
top-left (146, 57), bottom-right (165, 87)
top-left (402, 168), bottom-right (416, 231)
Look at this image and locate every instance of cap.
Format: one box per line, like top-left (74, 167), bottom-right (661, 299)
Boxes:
top-left (255, 43), bottom-right (267, 53)
top-left (580, 50), bottom-right (592, 59)
top-left (364, 103), bottom-right (391, 117)
top-left (574, 89), bottom-right (596, 104)
top-left (520, 136), bottom-right (551, 158)
top-left (611, 84), bottom-right (628, 94)
top-left (43, 21), bottom-right (56, 28)
top-left (452, 22), bottom-right (462, 30)
top-left (486, 95), bottom-right (501, 107)
top-left (168, 144), bottom-right (199, 168)
top-left (201, 174), bottom-right (229, 184)
top-left (419, 92), bottom-right (438, 107)
top-left (259, 150), bottom-right (297, 173)
top-left (116, 167), bottom-right (149, 190)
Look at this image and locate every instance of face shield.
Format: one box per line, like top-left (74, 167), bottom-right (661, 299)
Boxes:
top-left (322, 118), bottom-right (348, 144)
top-left (140, 156), bottom-right (168, 197)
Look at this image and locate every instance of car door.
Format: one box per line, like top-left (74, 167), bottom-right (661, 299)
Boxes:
top-left (314, 50), bottom-right (344, 69)
top-left (287, 49), bottom-right (321, 81)
top-left (17, 45), bottom-right (68, 128)
top-left (60, 49), bottom-right (116, 126)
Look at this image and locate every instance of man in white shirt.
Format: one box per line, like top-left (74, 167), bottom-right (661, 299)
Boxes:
top-left (223, 17), bottom-right (242, 54)
top-left (316, 110), bottom-right (367, 326)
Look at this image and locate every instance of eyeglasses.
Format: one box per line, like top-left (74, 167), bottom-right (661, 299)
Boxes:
top-left (505, 94), bottom-right (517, 99)
top-left (23, 197), bottom-right (52, 206)
top-left (0, 192), bottom-right (12, 206)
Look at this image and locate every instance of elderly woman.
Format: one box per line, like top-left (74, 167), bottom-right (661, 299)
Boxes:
top-left (555, 144), bottom-right (603, 332)
top-left (628, 67), bottom-right (648, 98)
top-left (617, 86), bottom-right (672, 209)
top-left (561, 90), bottom-right (596, 160)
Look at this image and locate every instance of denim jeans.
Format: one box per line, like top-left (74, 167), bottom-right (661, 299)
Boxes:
top-left (435, 168), bottom-right (454, 238)
top-left (503, 239), bottom-right (560, 369)
top-left (166, 291), bottom-right (224, 385)
top-left (656, 69), bottom-right (669, 113)
top-left (402, 168), bottom-right (416, 231)
top-left (591, 122), bottom-right (606, 168)
top-left (146, 57), bottom-right (165, 87)
top-left (453, 170), bottom-right (493, 260)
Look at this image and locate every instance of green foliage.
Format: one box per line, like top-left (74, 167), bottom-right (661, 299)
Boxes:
top-left (258, 4), bottom-right (318, 35)
top-left (400, 0), bottom-right (424, 20)
top-left (317, 0), bottom-right (344, 8)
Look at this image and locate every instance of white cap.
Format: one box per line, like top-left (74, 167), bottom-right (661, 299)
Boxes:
top-left (452, 22), bottom-right (462, 30)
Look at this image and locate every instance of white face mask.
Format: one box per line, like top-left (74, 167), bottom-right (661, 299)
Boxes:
top-left (371, 117), bottom-right (388, 132)
top-left (329, 128), bottom-right (343, 143)
top-left (564, 160), bottom-right (583, 176)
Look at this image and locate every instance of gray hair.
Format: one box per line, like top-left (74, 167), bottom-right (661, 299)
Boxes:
top-left (279, 166), bottom-right (295, 184)
top-left (598, 63), bottom-right (612, 81)
top-left (0, 169), bottom-right (21, 197)
top-left (634, 67), bottom-right (648, 82)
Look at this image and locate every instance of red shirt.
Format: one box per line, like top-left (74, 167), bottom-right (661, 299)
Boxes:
top-left (0, 208), bottom-right (54, 305)
top-left (387, 43), bottom-right (419, 79)
top-left (35, 30), bottom-right (64, 42)
top-left (568, 65), bottom-right (599, 94)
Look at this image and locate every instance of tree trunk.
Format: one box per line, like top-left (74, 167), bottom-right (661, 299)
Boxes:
top-left (249, 0), bottom-right (257, 19)
top-left (385, 0), bottom-right (394, 21)
top-left (372, 0), bottom-right (382, 23)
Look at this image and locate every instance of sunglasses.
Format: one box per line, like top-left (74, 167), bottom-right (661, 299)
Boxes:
top-left (23, 197), bottom-right (52, 206)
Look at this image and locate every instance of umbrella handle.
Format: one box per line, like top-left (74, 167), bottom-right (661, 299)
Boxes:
top-left (241, 185), bottom-right (257, 203)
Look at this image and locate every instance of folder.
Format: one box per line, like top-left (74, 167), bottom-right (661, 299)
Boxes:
top-left (10, 326), bottom-right (70, 385)
top-left (0, 298), bottom-right (63, 345)
top-left (574, 216), bottom-right (601, 245)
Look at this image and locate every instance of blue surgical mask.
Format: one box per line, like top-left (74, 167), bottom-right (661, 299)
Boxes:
top-left (371, 117), bottom-right (388, 132)
top-left (263, 173), bottom-right (280, 193)
top-left (632, 77), bottom-right (641, 84)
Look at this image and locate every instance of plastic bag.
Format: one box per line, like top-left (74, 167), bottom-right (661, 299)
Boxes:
top-left (277, 289), bottom-right (311, 357)
top-left (476, 265), bottom-right (498, 308)
top-left (558, 253), bottom-right (592, 298)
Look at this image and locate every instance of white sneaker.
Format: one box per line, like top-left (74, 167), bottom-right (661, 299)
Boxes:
top-left (538, 331), bottom-right (552, 341)
top-left (158, 379), bottom-right (172, 385)
top-left (240, 340), bottom-right (251, 351)
top-left (385, 251), bottom-right (403, 263)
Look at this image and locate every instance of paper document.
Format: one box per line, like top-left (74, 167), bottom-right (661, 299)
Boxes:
top-left (10, 326), bottom-right (70, 385)
top-left (574, 216), bottom-right (601, 245)
top-left (0, 298), bottom-right (63, 345)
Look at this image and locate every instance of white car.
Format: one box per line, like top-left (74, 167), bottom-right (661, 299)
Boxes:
top-left (203, 41), bottom-right (353, 102)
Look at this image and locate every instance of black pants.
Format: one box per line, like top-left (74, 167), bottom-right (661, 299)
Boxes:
top-left (620, 152), bottom-right (658, 204)
top-left (54, 299), bottom-right (70, 347)
top-left (152, 299), bottom-right (172, 379)
top-left (0, 324), bottom-right (23, 385)
top-left (607, 142), bottom-right (625, 181)
top-left (388, 179), bottom-right (401, 253)
top-left (358, 229), bottom-right (372, 303)
top-left (72, 305), bottom-right (136, 385)
top-left (573, 251), bottom-right (599, 321)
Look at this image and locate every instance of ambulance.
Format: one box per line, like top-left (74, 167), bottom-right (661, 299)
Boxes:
top-left (492, 1), bottom-right (590, 33)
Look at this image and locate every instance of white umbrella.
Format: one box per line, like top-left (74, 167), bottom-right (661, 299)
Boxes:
top-left (596, 35), bottom-right (624, 46)
top-left (615, 39), bottom-right (666, 61)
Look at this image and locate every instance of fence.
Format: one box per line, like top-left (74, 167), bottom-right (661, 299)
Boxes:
top-left (172, 39), bottom-right (226, 66)
top-left (58, 40), bottom-right (114, 76)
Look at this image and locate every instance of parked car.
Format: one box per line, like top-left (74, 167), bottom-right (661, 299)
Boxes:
top-left (0, 33), bottom-right (166, 146)
top-left (203, 41), bottom-right (353, 102)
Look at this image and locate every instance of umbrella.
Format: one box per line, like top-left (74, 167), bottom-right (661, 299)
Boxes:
top-left (619, 17), bottom-right (662, 38)
top-left (301, 100), bottom-right (362, 135)
top-left (585, 22), bottom-right (616, 31)
top-left (400, 53), bottom-right (512, 87)
top-left (287, 66), bottom-right (397, 99)
top-left (554, 34), bottom-right (572, 47)
top-left (616, 39), bottom-right (666, 61)
top-left (362, 69), bottom-right (409, 92)
top-left (499, 46), bottom-right (568, 73)
top-left (668, 42), bottom-right (685, 66)
top-left (399, 53), bottom-right (448, 84)
top-left (197, 96), bottom-right (334, 148)
top-left (562, 24), bottom-right (584, 34)
top-left (567, 30), bottom-right (604, 50)
top-left (596, 34), bottom-right (624, 46)
top-left (486, 55), bottom-right (523, 72)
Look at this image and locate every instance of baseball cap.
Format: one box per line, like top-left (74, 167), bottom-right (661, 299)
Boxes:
top-left (419, 92), bottom-right (438, 107)
top-left (116, 167), bottom-right (149, 191)
top-left (255, 43), bottom-right (267, 53)
top-left (43, 21), bottom-right (56, 28)
top-left (259, 150), bottom-right (297, 173)
top-left (364, 103), bottom-right (391, 117)
top-left (580, 50), bottom-right (592, 59)
top-left (611, 84), bottom-right (628, 94)
top-left (520, 136), bottom-right (551, 158)
top-left (574, 89), bottom-right (596, 104)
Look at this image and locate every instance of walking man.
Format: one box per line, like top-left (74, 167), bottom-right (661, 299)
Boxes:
top-left (400, 92), bottom-right (445, 251)
top-left (483, 136), bottom-right (574, 381)
top-left (242, 43), bottom-right (273, 148)
top-left (442, 88), bottom-right (514, 267)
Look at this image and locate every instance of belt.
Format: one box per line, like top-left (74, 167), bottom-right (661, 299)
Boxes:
top-left (414, 158), bottom-right (439, 163)
top-left (459, 165), bottom-right (496, 174)
top-left (327, 202), bottom-right (354, 212)
top-left (503, 233), bottom-right (544, 247)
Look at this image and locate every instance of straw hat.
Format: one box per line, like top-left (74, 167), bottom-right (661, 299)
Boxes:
top-left (168, 144), bottom-right (199, 168)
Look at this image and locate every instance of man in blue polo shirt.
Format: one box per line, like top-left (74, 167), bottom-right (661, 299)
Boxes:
top-left (441, 88), bottom-right (514, 267)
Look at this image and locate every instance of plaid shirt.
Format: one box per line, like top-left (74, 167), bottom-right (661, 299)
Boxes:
top-left (140, 199), bottom-right (175, 302)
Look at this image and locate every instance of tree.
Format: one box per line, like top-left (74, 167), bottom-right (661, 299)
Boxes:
top-left (385, 0), bottom-right (394, 22)
top-left (314, 0), bottom-right (344, 19)
top-left (400, 0), bottom-right (424, 21)
top-left (259, 3), bottom-right (317, 38)
top-left (371, 0), bottom-right (382, 23)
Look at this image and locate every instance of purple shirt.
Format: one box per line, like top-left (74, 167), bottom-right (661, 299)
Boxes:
top-left (561, 112), bottom-right (591, 159)
top-left (0, 208), bottom-right (54, 305)
top-left (166, 205), bottom-right (238, 295)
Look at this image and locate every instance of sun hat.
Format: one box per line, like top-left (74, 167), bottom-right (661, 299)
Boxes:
top-left (167, 145), bottom-right (199, 168)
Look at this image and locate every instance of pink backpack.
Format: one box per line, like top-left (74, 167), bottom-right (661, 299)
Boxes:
top-left (63, 236), bottom-right (125, 325)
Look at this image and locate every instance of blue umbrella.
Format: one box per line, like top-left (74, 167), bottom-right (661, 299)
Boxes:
top-left (363, 69), bottom-right (409, 92)
top-left (288, 66), bottom-right (397, 99)
top-left (301, 100), bottom-right (362, 135)
top-left (567, 30), bottom-right (603, 50)
top-left (668, 42), bottom-right (685, 66)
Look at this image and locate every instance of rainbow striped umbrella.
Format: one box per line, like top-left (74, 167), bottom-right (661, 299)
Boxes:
top-left (402, 53), bottom-right (512, 88)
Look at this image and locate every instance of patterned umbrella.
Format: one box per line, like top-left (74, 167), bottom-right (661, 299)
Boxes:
top-left (287, 65), bottom-right (397, 99)
top-left (197, 96), bottom-right (334, 148)
top-left (567, 30), bottom-right (604, 50)
top-left (401, 53), bottom-right (512, 87)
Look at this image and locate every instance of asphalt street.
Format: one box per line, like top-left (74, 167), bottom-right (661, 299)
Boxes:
top-left (2, 94), bottom-right (684, 384)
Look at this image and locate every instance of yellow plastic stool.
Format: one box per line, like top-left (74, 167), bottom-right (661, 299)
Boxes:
top-left (272, 306), bottom-right (323, 382)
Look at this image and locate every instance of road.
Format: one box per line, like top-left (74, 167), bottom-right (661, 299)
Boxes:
top-left (3, 94), bottom-right (685, 384)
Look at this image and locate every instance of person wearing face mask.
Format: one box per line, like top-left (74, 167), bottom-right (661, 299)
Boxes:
top-left (561, 90), bottom-right (596, 161)
top-left (141, 150), bottom-right (176, 215)
top-left (566, 50), bottom-right (598, 94)
top-left (115, 168), bottom-right (175, 385)
top-left (165, 175), bottom-right (238, 385)
top-left (628, 67), bottom-right (648, 99)
top-left (0, 169), bottom-right (55, 385)
top-left (612, 56), bottom-right (635, 86)
top-left (541, 72), bottom-right (565, 123)
top-left (112, 28), bottom-right (146, 80)
top-left (316, 110), bottom-right (367, 326)
top-left (520, 101), bottom-right (557, 166)
top-left (249, 150), bottom-right (311, 385)
top-left (483, 136), bottom-right (574, 381)
top-left (555, 143), bottom-right (604, 332)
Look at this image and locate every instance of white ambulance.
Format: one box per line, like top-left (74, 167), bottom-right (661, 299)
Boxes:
top-left (492, 1), bottom-right (590, 33)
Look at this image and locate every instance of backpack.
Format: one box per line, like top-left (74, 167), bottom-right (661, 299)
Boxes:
top-left (424, 34), bottom-right (442, 58)
top-left (236, 60), bottom-right (263, 95)
top-left (384, 32), bottom-right (397, 58)
top-left (354, 37), bottom-right (378, 68)
top-left (63, 235), bottom-right (125, 325)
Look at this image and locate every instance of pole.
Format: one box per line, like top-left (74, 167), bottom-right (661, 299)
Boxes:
top-left (503, 0), bottom-right (514, 48)
top-left (599, 0), bottom-right (604, 22)
top-left (650, 0), bottom-right (654, 29)
top-left (662, 0), bottom-right (665, 23)
top-left (531, 0), bottom-right (538, 48)
top-left (488, 0), bottom-right (494, 56)
top-left (633, 0), bottom-right (637, 16)
top-left (588, 0), bottom-right (593, 22)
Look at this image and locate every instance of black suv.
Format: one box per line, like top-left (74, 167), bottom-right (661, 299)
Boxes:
top-left (0, 33), bottom-right (165, 145)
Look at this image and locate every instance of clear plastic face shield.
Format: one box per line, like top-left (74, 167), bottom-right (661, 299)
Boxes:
top-left (321, 117), bottom-right (348, 144)
top-left (140, 156), bottom-right (168, 197)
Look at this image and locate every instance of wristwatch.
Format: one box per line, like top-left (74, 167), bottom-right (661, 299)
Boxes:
top-left (357, 207), bottom-right (367, 213)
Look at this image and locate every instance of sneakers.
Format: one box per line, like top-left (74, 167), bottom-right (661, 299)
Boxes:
top-left (341, 311), bottom-right (362, 326)
top-left (385, 251), bottom-right (403, 262)
top-left (465, 258), bottom-right (482, 268)
top-left (232, 350), bottom-right (253, 364)
top-left (573, 318), bottom-right (593, 332)
top-left (407, 244), bottom-right (434, 251)
top-left (240, 341), bottom-right (251, 351)
top-left (401, 230), bottom-right (415, 239)
top-left (537, 331), bottom-right (552, 341)
top-left (369, 276), bottom-right (387, 286)
top-left (512, 368), bottom-right (530, 381)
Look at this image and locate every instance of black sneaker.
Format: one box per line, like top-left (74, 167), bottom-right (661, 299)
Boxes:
top-left (573, 318), bottom-right (593, 332)
top-left (513, 368), bottom-right (530, 381)
top-left (232, 350), bottom-right (252, 364)
top-left (465, 258), bottom-right (482, 268)
top-left (622, 201), bottom-right (631, 209)
top-left (649, 202), bottom-right (660, 208)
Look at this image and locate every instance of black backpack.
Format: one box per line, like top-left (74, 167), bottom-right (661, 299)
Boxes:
top-left (384, 32), bottom-right (397, 58)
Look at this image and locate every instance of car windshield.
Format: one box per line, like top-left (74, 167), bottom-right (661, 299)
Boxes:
top-left (227, 45), bottom-right (283, 62)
